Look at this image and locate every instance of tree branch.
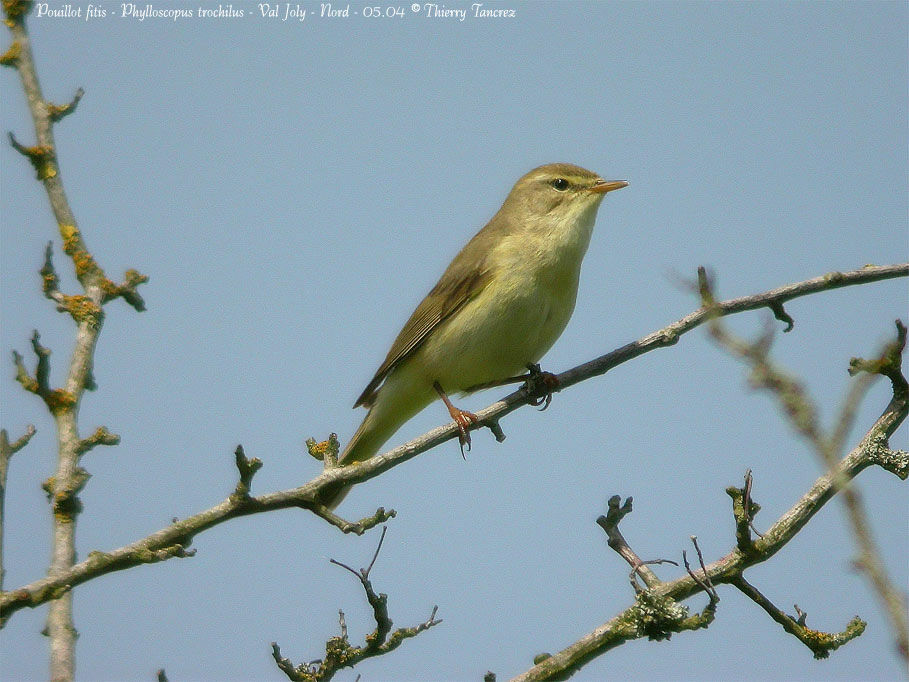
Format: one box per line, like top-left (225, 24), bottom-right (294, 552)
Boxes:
top-left (2, 266), bottom-right (905, 625)
top-left (595, 495), bottom-right (674, 592)
top-left (3, 3), bottom-right (903, 679)
top-left (509, 312), bottom-right (907, 681)
top-left (0, 425), bottom-right (36, 592)
top-left (731, 576), bottom-right (865, 659)
top-left (272, 527), bottom-right (442, 681)
top-left (3, 4), bottom-right (148, 679)
top-left (699, 270), bottom-right (908, 661)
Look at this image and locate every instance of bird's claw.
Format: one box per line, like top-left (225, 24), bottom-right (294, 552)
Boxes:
top-left (524, 363), bottom-right (559, 411)
top-left (452, 408), bottom-right (479, 459)
top-left (434, 381), bottom-right (480, 459)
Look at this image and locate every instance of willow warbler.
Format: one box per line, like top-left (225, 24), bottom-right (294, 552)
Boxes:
top-left (325, 163), bottom-right (627, 508)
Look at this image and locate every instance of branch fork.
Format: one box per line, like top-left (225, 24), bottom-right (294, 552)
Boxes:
top-left (272, 527), bottom-right (441, 681)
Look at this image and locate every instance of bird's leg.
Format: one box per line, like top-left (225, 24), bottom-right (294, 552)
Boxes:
top-left (522, 363), bottom-right (559, 410)
top-left (463, 366), bottom-right (544, 392)
top-left (433, 381), bottom-right (478, 459)
top-left (462, 364), bottom-right (559, 410)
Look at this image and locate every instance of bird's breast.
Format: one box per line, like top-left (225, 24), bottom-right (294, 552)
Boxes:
top-left (412, 236), bottom-right (585, 393)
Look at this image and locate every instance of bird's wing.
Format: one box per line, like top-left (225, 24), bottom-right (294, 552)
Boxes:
top-left (354, 256), bottom-right (493, 408)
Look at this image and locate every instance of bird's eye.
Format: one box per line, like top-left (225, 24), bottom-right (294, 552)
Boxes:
top-left (550, 178), bottom-right (570, 191)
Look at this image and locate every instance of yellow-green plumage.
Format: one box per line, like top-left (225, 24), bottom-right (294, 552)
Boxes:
top-left (324, 163), bottom-right (627, 508)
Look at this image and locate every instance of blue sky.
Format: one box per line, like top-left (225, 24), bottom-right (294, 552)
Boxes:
top-left (2, 1), bottom-right (907, 680)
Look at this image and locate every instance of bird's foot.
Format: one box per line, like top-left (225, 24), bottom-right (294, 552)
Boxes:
top-left (450, 405), bottom-right (479, 459)
top-left (434, 381), bottom-right (479, 459)
top-left (523, 363), bottom-right (559, 411)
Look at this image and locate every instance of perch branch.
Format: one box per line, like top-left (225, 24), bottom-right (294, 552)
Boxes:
top-left (3, 267), bottom-right (906, 625)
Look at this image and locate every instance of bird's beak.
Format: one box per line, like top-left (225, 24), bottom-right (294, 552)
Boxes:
top-left (589, 179), bottom-right (629, 194)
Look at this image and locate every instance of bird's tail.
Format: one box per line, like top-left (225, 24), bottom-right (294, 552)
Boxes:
top-left (320, 386), bottom-right (429, 509)
top-left (318, 408), bottom-right (388, 509)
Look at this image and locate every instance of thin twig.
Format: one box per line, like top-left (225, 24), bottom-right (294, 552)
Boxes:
top-left (0, 426), bottom-right (37, 591)
top-left (274, 528), bottom-right (441, 681)
top-left (364, 525), bottom-right (387, 577)
top-left (682, 536), bottom-right (718, 606)
top-left (731, 576), bottom-right (865, 659)
top-left (596, 495), bottom-right (673, 591)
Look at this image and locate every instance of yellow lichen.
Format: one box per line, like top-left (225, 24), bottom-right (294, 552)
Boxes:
top-left (46, 101), bottom-right (71, 119)
top-left (71, 248), bottom-right (100, 278)
top-left (17, 144), bottom-right (55, 180)
top-left (99, 277), bottom-right (119, 300)
top-left (0, 40), bottom-right (20, 65)
top-left (46, 389), bottom-right (76, 414)
top-left (306, 433), bottom-right (340, 462)
top-left (61, 294), bottom-right (103, 326)
top-left (123, 269), bottom-right (149, 285)
top-left (2, 0), bottom-right (32, 20)
top-left (17, 374), bottom-right (39, 393)
top-left (37, 161), bottom-right (57, 180)
top-left (59, 223), bottom-right (79, 249)
top-left (53, 505), bottom-right (76, 523)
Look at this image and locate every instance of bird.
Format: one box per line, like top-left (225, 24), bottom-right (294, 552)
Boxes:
top-left (322, 163), bottom-right (627, 508)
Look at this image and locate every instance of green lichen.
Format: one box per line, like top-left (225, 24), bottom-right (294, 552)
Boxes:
top-left (620, 590), bottom-right (690, 642)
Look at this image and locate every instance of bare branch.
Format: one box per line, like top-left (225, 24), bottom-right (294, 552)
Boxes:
top-left (3, 4), bottom-right (148, 677)
top-left (99, 269), bottom-right (149, 312)
top-left (511, 319), bottom-right (908, 681)
top-left (308, 502), bottom-right (396, 535)
top-left (230, 444), bottom-right (263, 502)
top-left (306, 434), bottom-right (340, 469)
top-left (682, 536), bottom-right (718, 609)
top-left (12, 331), bottom-right (78, 415)
top-left (3, 268), bottom-right (906, 625)
top-left (731, 576), bottom-right (865, 659)
top-left (8, 131), bottom-right (55, 181)
top-left (74, 426), bottom-right (119, 456)
top-left (596, 496), bottom-right (673, 592)
top-left (0, 426), bottom-right (36, 458)
top-left (726, 470), bottom-right (763, 555)
top-left (701, 273), bottom-right (909, 663)
top-left (0, 442), bottom-right (401, 622)
top-left (273, 528), bottom-right (441, 681)
top-left (40, 241), bottom-right (63, 303)
top-left (4, 0), bottom-right (904, 677)
top-left (301, 265), bottom-right (909, 507)
top-left (1, 425), bottom-right (37, 591)
top-left (363, 524), bottom-right (387, 577)
top-left (474, 263), bottom-right (908, 457)
top-left (46, 87), bottom-right (84, 122)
